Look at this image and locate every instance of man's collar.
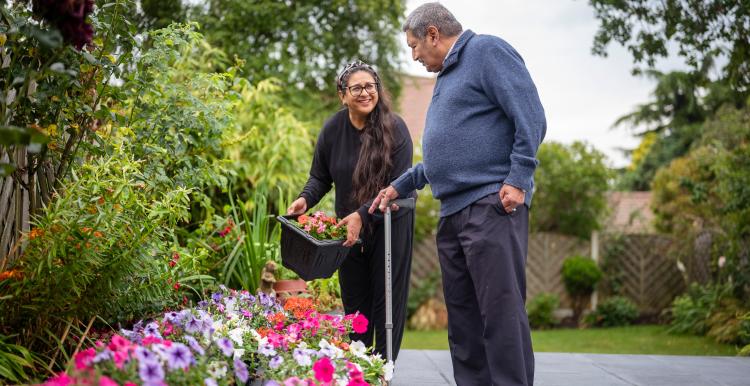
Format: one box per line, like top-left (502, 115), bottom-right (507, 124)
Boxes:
top-left (440, 30), bottom-right (475, 75)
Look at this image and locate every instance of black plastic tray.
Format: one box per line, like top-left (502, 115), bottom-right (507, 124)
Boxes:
top-left (275, 215), bottom-right (351, 281)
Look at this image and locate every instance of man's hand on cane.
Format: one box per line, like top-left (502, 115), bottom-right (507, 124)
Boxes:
top-left (369, 185), bottom-right (400, 214)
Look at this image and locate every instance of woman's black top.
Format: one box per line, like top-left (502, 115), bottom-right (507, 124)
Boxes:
top-left (299, 108), bottom-right (414, 230)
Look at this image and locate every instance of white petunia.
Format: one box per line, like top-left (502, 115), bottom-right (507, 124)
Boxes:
top-left (384, 360), bottom-right (394, 381)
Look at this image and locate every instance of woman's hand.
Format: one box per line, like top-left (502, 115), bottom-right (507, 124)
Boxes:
top-left (286, 197), bottom-right (307, 215)
top-left (338, 212), bottom-right (362, 247)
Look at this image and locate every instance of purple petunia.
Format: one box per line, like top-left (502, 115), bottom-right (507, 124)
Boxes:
top-left (144, 322), bottom-right (161, 338)
top-left (269, 355), bottom-right (284, 369)
top-left (184, 314), bottom-right (202, 334)
top-left (134, 346), bottom-right (158, 363)
top-left (204, 378), bottom-right (218, 386)
top-left (138, 359), bottom-right (165, 384)
top-left (216, 337), bottom-right (234, 357)
top-left (258, 341), bottom-right (276, 357)
top-left (184, 335), bottom-right (205, 356)
top-left (165, 343), bottom-right (193, 370)
top-left (234, 357), bottom-right (249, 383)
top-left (163, 311), bottom-right (181, 324)
top-left (211, 292), bottom-right (223, 303)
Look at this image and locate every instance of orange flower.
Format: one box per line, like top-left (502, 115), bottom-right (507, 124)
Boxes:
top-left (81, 227), bottom-right (93, 234)
top-left (268, 312), bottom-right (287, 326)
top-left (283, 297), bottom-right (315, 319)
top-left (0, 270), bottom-right (23, 281)
top-left (257, 327), bottom-right (271, 337)
top-left (298, 214), bottom-right (309, 225)
top-left (93, 231), bottom-right (103, 238)
top-left (28, 228), bottom-right (44, 240)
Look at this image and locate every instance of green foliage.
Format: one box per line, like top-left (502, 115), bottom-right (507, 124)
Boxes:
top-left (0, 334), bottom-right (37, 384)
top-left (0, 150), bottom-right (208, 361)
top-left (526, 293), bottom-right (560, 330)
top-left (406, 269), bottom-right (441, 320)
top-left (589, 0), bottom-right (750, 97)
top-left (412, 144), bottom-right (440, 242)
top-left (585, 296), bottom-right (639, 327)
top-left (221, 193), bottom-right (282, 293)
top-left (0, 0), bottom-right (137, 210)
top-left (562, 255), bottom-right (602, 297)
top-left (186, 0), bottom-right (406, 122)
top-left (562, 255), bottom-right (602, 324)
top-left (228, 79), bottom-right (313, 204)
top-left (307, 272), bottom-right (342, 313)
top-left (669, 283), bottom-right (729, 335)
top-left (652, 105), bottom-right (750, 297)
top-left (532, 141), bottom-right (612, 239)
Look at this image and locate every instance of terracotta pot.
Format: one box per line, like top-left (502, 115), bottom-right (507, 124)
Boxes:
top-left (273, 278), bottom-right (308, 297)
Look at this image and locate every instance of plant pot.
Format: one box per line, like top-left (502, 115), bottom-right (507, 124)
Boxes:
top-left (273, 278), bottom-right (308, 297)
top-left (276, 215), bottom-right (352, 280)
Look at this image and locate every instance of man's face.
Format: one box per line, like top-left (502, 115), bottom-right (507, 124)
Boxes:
top-left (406, 30), bottom-right (443, 73)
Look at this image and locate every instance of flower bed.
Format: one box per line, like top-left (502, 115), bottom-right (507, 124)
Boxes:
top-left (44, 286), bottom-right (390, 385)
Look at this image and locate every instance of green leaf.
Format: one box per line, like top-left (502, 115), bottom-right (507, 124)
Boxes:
top-left (0, 125), bottom-right (49, 146)
top-left (0, 163), bottom-right (16, 177)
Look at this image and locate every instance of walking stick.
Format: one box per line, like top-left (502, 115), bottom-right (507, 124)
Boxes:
top-left (384, 197), bottom-right (415, 384)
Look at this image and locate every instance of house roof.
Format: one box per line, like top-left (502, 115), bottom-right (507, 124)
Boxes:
top-left (396, 74), bottom-right (436, 141)
top-left (605, 191), bottom-right (655, 234)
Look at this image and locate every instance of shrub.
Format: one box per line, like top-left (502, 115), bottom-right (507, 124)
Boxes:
top-left (527, 293), bottom-right (560, 329)
top-left (668, 283), bottom-right (727, 335)
top-left (585, 296), bottom-right (639, 327)
top-left (561, 255), bottom-right (602, 324)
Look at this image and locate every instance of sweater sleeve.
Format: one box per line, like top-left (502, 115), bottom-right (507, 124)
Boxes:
top-left (480, 40), bottom-right (546, 193)
top-left (358, 116), bottom-right (415, 227)
top-left (299, 129), bottom-right (333, 209)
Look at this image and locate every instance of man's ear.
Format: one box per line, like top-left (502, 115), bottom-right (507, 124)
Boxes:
top-left (426, 26), bottom-right (439, 46)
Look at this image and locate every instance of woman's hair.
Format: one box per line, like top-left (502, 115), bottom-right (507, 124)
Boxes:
top-left (336, 60), bottom-right (395, 206)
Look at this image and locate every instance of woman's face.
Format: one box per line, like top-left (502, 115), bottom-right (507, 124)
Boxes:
top-left (340, 70), bottom-right (379, 117)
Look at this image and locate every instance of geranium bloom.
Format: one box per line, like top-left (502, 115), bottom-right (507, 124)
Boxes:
top-left (312, 357), bottom-right (335, 383)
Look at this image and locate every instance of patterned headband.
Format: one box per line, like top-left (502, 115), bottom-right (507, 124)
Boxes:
top-left (336, 60), bottom-right (379, 90)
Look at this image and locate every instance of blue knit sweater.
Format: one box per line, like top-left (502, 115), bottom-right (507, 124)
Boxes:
top-left (392, 30), bottom-right (547, 217)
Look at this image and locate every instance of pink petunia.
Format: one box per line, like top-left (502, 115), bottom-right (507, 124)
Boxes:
top-left (98, 376), bottom-right (118, 386)
top-left (74, 347), bottom-right (96, 370)
top-left (43, 372), bottom-right (73, 386)
top-left (312, 357), bottom-right (335, 383)
top-left (352, 313), bottom-right (368, 334)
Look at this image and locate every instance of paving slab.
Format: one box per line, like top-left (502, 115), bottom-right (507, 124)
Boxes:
top-left (393, 350), bottom-right (750, 386)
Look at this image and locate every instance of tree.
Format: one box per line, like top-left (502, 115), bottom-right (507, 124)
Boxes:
top-left (589, 0), bottom-right (750, 98)
top-left (531, 141), bottom-right (612, 239)
top-left (188, 0), bottom-right (406, 121)
top-left (651, 104), bottom-right (750, 300)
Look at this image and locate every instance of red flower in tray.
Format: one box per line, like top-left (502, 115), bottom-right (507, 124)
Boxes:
top-left (292, 211), bottom-right (346, 241)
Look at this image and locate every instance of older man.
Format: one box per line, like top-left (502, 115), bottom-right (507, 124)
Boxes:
top-left (370, 3), bottom-right (546, 385)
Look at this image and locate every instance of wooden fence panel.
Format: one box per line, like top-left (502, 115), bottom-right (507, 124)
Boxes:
top-left (411, 231), bottom-right (689, 315)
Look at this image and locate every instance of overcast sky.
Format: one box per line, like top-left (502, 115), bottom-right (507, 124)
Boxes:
top-left (401, 0), bottom-right (683, 168)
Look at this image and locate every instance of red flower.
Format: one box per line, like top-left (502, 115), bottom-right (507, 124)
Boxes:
top-left (298, 214), bottom-right (309, 225)
top-left (173, 282), bottom-right (181, 290)
top-left (313, 357), bottom-right (335, 383)
top-left (168, 260), bottom-right (176, 268)
top-left (352, 313), bottom-right (368, 334)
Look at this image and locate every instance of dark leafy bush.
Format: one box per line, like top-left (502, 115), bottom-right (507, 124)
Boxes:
top-left (527, 293), bottom-right (560, 329)
top-left (585, 296), bottom-right (639, 327)
top-left (561, 255), bottom-right (602, 323)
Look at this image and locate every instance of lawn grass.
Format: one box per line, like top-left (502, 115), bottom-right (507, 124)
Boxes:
top-left (401, 325), bottom-right (739, 356)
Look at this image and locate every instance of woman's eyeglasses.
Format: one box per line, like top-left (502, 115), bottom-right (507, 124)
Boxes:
top-left (345, 82), bottom-right (379, 97)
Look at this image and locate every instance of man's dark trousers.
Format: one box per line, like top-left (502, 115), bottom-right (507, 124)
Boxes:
top-left (437, 193), bottom-right (534, 386)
